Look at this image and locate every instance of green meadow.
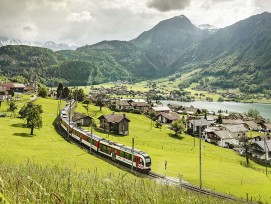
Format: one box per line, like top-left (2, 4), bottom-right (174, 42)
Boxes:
top-left (0, 96), bottom-right (271, 203)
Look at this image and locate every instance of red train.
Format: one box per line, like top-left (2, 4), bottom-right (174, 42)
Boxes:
top-left (60, 100), bottom-right (151, 173)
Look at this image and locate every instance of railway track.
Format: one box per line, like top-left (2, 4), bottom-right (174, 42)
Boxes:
top-left (148, 171), bottom-right (237, 201)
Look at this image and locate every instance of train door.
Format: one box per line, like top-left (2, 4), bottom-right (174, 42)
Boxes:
top-left (112, 148), bottom-right (116, 161)
top-left (135, 156), bottom-right (139, 168)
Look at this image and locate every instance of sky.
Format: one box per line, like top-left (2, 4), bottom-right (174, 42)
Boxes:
top-left (0, 0), bottom-right (270, 46)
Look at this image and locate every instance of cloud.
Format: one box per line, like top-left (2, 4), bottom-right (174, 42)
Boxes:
top-left (147, 0), bottom-right (191, 12)
top-left (67, 11), bottom-right (94, 22)
top-left (23, 26), bottom-right (32, 32)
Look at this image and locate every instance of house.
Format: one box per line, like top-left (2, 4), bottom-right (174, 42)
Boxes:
top-left (72, 112), bottom-right (92, 127)
top-left (205, 130), bottom-right (239, 148)
top-left (183, 107), bottom-right (201, 115)
top-left (0, 86), bottom-right (7, 100)
top-left (130, 102), bottom-right (150, 113)
top-left (151, 106), bottom-right (171, 115)
top-left (187, 118), bottom-right (209, 136)
top-left (250, 140), bottom-right (271, 161)
top-left (157, 112), bottom-right (180, 123)
top-left (98, 113), bottom-right (130, 135)
top-left (1, 83), bottom-right (26, 94)
top-left (115, 100), bottom-right (131, 111)
top-left (243, 120), bottom-right (260, 131)
top-left (223, 124), bottom-right (248, 139)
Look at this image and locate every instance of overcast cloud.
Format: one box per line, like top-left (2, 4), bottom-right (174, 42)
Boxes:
top-left (0, 0), bottom-right (270, 46)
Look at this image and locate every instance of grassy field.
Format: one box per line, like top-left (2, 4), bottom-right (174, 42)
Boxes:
top-left (1, 97), bottom-right (271, 203)
top-left (76, 102), bottom-right (271, 203)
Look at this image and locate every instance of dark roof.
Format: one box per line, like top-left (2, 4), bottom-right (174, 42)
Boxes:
top-left (98, 113), bottom-right (130, 123)
top-left (73, 112), bottom-right (92, 121)
top-left (159, 112), bottom-right (180, 121)
top-left (251, 140), bottom-right (271, 152)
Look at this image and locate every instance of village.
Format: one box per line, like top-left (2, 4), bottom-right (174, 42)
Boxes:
top-left (0, 81), bottom-right (271, 166)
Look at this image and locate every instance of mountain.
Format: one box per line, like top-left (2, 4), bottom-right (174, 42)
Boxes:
top-left (173, 12), bottom-right (271, 93)
top-left (0, 37), bottom-right (77, 51)
top-left (1, 13), bottom-right (271, 93)
top-left (131, 15), bottom-right (211, 75)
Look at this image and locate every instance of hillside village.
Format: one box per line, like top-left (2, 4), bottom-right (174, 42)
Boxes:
top-left (0, 82), bottom-right (270, 165)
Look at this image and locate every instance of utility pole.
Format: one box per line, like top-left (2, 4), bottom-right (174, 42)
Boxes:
top-left (68, 100), bottom-right (71, 141)
top-left (199, 124), bottom-right (202, 192)
top-left (264, 138), bottom-right (268, 175)
top-left (90, 120), bottom-right (93, 154)
top-left (131, 138), bottom-right (134, 171)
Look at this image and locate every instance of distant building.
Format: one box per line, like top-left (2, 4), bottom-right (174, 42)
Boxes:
top-left (250, 140), bottom-right (271, 161)
top-left (98, 113), bottom-right (130, 135)
top-left (1, 83), bottom-right (26, 94)
top-left (187, 118), bottom-right (209, 136)
top-left (205, 130), bottom-right (239, 148)
top-left (151, 106), bottom-right (171, 115)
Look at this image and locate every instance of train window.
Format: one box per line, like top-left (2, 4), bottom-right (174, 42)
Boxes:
top-left (120, 151), bottom-right (124, 157)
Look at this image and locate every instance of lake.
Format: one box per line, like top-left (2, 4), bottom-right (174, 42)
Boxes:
top-left (160, 100), bottom-right (271, 120)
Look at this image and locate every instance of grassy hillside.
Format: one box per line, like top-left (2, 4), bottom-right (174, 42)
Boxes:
top-left (76, 102), bottom-right (271, 203)
top-left (1, 97), bottom-right (271, 202)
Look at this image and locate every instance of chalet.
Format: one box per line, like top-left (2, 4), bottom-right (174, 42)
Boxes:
top-left (187, 118), bottom-right (209, 136)
top-left (130, 102), bottom-right (150, 113)
top-left (157, 112), bottom-right (180, 124)
top-left (72, 112), bottom-right (92, 127)
top-left (98, 113), bottom-right (130, 135)
top-left (205, 130), bottom-right (239, 148)
top-left (1, 83), bottom-right (26, 94)
top-left (223, 124), bottom-right (248, 139)
top-left (250, 140), bottom-right (271, 161)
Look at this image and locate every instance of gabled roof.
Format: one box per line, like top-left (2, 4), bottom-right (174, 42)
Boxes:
top-left (73, 112), bottom-right (92, 121)
top-left (222, 119), bottom-right (244, 125)
top-left (244, 120), bottom-right (259, 129)
top-left (1, 83), bottom-right (26, 89)
top-left (251, 140), bottom-right (271, 152)
top-left (189, 118), bottom-right (209, 126)
top-left (224, 124), bottom-right (247, 133)
top-left (131, 102), bottom-right (149, 107)
top-left (152, 106), bottom-right (171, 112)
top-left (158, 112), bottom-right (180, 121)
top-left (263, 123), bottom-right (271, 130)
top-left (117, 100), bottom-right (130, 106)
top-left (213, 130), bottom-right (235, 139)
top-left (184, 107), bottom-right (200, 113)
top-left (98, 113), bottom-right (130, 123)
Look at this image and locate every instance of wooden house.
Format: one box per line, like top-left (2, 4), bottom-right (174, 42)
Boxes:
top-left (72, 112), bottom-right (92, 127)
top-left (98, 113), bottom-right (130, 135)
top-left (131, 102), bottom-right (150, 113)
top-left (157, 112), bottom-right (180, 123)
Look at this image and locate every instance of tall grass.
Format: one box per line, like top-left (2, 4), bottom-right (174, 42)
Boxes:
top-left (0, 161), bottom-right (238, 204)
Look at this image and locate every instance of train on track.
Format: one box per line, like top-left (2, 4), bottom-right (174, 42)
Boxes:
top-left (60, 100), bottom-right (152, 173)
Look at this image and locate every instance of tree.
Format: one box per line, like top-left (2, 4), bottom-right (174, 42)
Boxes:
top-left (62, 87), bottom-right (70, 98)
top-left (247, 109), bottom-right (260, 119)
top-left (20, 102), bottom-right (43, 135)
top-left (56, 83), bottom-right (63, 99)
top-left (170, 120), bottom-right (185, 135)
top-left (216, 114), bottom-right (223, 124)
top-left (73, 88), bottom-right (85, 102)
top-left (38, 86), bottom-right (48, 98)
top-left (7, 101), bottom-right (17, 113)
top-left (149, 111), bottom-right (156, 130)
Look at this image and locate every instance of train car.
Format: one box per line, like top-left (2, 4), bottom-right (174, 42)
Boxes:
top-left (60, 100), bottom-right (151, 173)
